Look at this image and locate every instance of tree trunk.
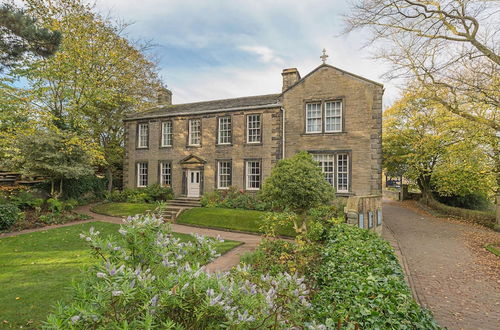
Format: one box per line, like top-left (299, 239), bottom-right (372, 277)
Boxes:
top-left (106, 166), bottom-right (114, 192)
top-left (417, 175), bottom-right (432, 204)
top-left (495, 194), bottom-right (500, 232)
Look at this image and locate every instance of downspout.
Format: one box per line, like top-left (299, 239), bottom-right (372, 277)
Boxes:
top-left (281, 106), bottom-right (286, 159)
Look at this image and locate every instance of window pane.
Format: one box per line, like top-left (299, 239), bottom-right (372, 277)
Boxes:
top-left (247, 115), bottom-right (261, 143)
top-left (337, 154), bottom-right (349, 192)
top-left (137, 162), bottom-right (148, 187)
top-left (325, 101), bottom-right (342, 132)
top-left (218, 117), bottom-right (232, 144)
top-left (162, 122), bottom-right (172, 146)
top-left (160, 162), bottom-right (171, 186)
top-left (313, 154), bottom-right (334, 186)
top-left (246, 161), bottom-right (261, 190)
top-left (306, 103), bottom-right (322, 133)
top-left (217, 161), bottom-right (232, 189)
top-left (189, 119), bottom-right (201, 145)
top-left (138, 123), bottom-right (148, 148)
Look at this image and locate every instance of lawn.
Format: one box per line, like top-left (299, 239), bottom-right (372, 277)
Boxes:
top-left (91, 202), bottom-right (154, 217)
top-left (0, 221), bottom-right (240, 328)
top-left (177, 207), bottom-right (296, 237)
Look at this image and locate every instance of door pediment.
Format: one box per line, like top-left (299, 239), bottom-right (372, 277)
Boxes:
top-left (180, 154), bottom-right (207, 165)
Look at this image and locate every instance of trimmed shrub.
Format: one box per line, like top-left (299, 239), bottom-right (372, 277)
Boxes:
top-left (425, 198), bottom-right (495, 228)
top-left (312, 224), bottom-right (440, 329)
top-left (62, 175), bottom-right (107, 200)
top-left (200, 187), bottom-right (271, 211)
top-left (105, 185), bottom-right (174, 203)
top-left (0, 203), bottom-right (20, 230)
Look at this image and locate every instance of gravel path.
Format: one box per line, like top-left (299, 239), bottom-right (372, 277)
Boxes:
top-left (382, 199), bottom-right (500, 330)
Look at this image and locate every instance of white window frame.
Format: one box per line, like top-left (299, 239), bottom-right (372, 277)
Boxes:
top-left (306, 103), bottom-right (322, 133)
top-left (188, 119), bottom-right (201, 146)
top-left (312, 154), bottom-right (335, 186)
top-left (137, 123), bottom-right (149, 148)
top-left (217, 160), bottom-right (232, 189)
top-left (324, 101), bottom-right (342, 133)
top-left (218, 117), bottom-right (232, 145)
top-left (337, 153), bottom-right (349, 193)
top-left (160, 161), bottom-right (171, 187)
top-left (245, 160), bottom-right (261, 190)
top-left (161, 121), bottom-right (172, 147)
top-left (246, 114), bottom-right (261, 143)
top-left (137, 162), bottom-right (148, 187)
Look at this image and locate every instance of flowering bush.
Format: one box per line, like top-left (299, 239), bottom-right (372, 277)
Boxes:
top-left (200, 186), bottom-right (271, 211)
top-left (45, 213), bottom-right (320, 328)
top-left (105, 184), bottom-right (174, 203)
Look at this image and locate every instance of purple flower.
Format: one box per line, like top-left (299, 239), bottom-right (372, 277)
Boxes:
top-left (150, 294), bottom-right (158, 307)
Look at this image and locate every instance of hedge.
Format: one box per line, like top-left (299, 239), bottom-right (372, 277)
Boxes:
top-left (311, 224), bottom-right (440, 329)
top-left (425, 198), bottom-right (495, 228)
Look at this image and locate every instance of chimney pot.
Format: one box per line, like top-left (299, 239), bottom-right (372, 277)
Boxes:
top-left (281, 68), bottom-right (301, 92)
top-left (157, 87), bottom-right (172, 105)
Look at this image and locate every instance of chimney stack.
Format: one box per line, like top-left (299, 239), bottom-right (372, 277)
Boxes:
top-left (281, 68), bottom-right (301, 92)
top-left (157, 87), bottom-right (172, 106)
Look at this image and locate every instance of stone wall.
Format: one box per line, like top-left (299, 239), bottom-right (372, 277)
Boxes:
top-left (345, 195), bottom-right (383, 234)
top-left (281, 65), bottom-right (384, 196)
top-left (123, 107), bottom-right (282, 196)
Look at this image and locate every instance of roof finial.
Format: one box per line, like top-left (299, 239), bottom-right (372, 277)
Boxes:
top-left (320, 48), bottom-right (329, 64)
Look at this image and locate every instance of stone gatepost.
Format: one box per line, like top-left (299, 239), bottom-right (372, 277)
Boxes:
top-left (344, 195), bottom-right (383, 234)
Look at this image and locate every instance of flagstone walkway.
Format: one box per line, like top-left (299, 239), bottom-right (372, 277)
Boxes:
top-left (382, 199), bottom-right (500, 330)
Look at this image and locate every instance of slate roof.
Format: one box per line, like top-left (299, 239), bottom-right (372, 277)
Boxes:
top-left (125, 93), bottom-right (282, 121)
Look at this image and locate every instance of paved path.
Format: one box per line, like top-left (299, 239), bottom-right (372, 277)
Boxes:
top-left (382, 199), bottom-right (500, 330)
top-left (0, 205), bottom-right (262, 273)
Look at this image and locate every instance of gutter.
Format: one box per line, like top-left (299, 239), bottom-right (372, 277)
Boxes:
top-left (123, 103), bottom-right (283, 122)
top-left (281, 106), bottom-right (286, 159)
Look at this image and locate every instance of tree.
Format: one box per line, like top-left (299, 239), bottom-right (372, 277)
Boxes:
top-left (6, 129), bottom-right (101, 197)
top-left (383, 90), bottom-right (495, 203)
top-left (345, 0), bottom-right (500, 227)
top-left (5, 0), bottom-right (162, 190)
top-left (0, 3), bottom-right (60, 68)
top-left (261, 151), bottom-right (336, 234)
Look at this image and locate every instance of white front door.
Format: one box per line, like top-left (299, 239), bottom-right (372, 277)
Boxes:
top-left (187, 170), bottom-right (200, 197)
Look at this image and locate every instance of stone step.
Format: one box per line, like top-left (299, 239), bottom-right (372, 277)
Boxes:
top-left (167, 200), bottom-right (201, 207)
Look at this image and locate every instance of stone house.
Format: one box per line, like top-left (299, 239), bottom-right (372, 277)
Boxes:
top-left (123, 60), bottom-right (383, 200)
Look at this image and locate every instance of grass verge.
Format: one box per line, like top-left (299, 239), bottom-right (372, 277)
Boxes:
top-left (0, 221), bottom-right (240, 327)
top-left (484, 243), bottom-right (500, 257)
top-left (177, 207), bottom-right (296, 237)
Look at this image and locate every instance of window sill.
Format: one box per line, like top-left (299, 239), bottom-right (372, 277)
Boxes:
top-left (336, 192), bottom-right (353, 197)
top-left (159, 146), bottom-right (173, 149)
top-left (216, 143), bottom-right (233, 147)
top-left (244, 142), bottom-right (263, 146)
top-left (301, 132), bottom-right (347, 137)
top-left (186, 145), bottom-right (202, 148)
top-left (135, 147), bottom-right (149, 150)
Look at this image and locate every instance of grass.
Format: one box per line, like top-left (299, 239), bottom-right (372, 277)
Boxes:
top-left (484, 243), bottom-right (500, 257)
top-left (0, 221), bottom-right (240, 328)
top-left (177, 207), bottom-right (296, 237)
top-left (91, 202), bottom-right (154, 217)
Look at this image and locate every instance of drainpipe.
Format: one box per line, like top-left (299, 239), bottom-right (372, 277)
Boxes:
top-left (281, 106), bottom-right (286, 159)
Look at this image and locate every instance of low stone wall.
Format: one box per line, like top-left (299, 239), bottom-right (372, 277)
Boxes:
top-left (383, 189), bottom-right (400, 201)
top-left (345, 195), bottom-right (383, 234)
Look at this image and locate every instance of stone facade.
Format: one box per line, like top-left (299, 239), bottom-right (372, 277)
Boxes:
top-left (123, 63), bottom-right (383, 198)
